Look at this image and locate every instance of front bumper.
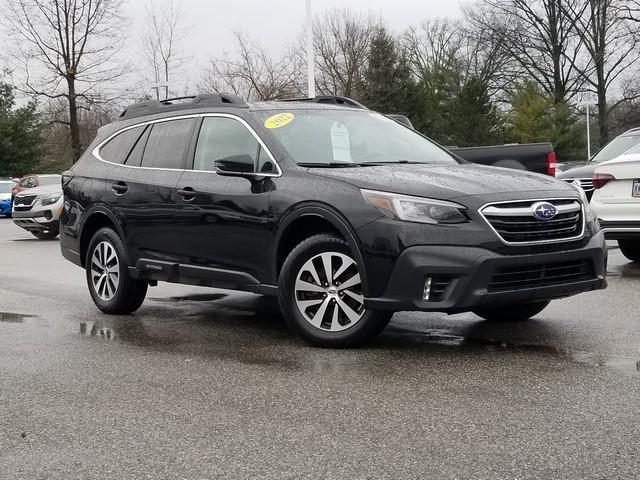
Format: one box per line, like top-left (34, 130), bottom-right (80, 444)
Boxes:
top-left (364, 231), bottom-right (607, 313)
top-left (12, 199), bottom-right (63, 232)
top-left (0, 199), bottom-right (11, 215)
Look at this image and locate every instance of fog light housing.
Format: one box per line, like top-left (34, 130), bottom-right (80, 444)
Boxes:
top-left (423, 276), bottom-right (454, 302)
top-left (44, 210), bottom-right (52, 220)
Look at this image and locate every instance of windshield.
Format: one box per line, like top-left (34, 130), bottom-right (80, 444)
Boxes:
top-left (256, 109), bottom-right (458, 166)
top-left (39, 175), bottom-right (61, 186)
top-left (591, 134), bottom-right (640, 163)
top-left (0, 183), bottom-right (12, 194)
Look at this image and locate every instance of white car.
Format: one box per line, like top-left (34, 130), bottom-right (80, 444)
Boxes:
top-left (591, 145), bottom-right (640, 262)
top-left (12, 184), bottom-right (64, 239)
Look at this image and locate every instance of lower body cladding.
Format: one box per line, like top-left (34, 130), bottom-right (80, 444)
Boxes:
top-left (364, 232), bottom-right (607, 313)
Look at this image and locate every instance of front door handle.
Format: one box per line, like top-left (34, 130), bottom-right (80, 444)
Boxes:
top-left (177, 187), bottom-right (196, 201)
top-left (112, 182), bottom-right (128, 195)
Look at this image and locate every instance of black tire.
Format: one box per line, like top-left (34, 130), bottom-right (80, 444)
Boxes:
top-left (618, 240), bottom-right (640, 262)
top-left (85, 227), bottom-right (148, 315)
top-left (473, 300), bottom-right (551, 322)
top-left (31, 229), bottom-right (59, 240)
top-left (278, 234), bottom-right (392, 348)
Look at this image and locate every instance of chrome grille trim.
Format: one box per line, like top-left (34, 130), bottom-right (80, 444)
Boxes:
top-left (479, 198), bottom-right (586, 246)
top-left (563, 178), bottom-right (594, 192)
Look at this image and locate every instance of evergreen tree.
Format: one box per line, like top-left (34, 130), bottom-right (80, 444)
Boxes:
top-left (450, 77), bottom-right (505, 147)
top-left (0, 82), bottom-right (44, 177)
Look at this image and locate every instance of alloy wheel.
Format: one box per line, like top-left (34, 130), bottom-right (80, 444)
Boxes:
top-left (294, 251), bottom-right (365, 332)
top-left (90, 241), bottom-right (120, 301)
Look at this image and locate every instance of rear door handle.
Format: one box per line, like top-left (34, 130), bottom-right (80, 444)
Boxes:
top-left (178, 187), bottom-right (196, 201)
top-left (111, 182), bottom-right (128, 195)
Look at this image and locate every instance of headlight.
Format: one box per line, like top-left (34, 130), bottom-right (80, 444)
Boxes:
top-left (361, 189), bottom-right (468, 225)
top-left (40, 194), bottom-right (62, 206)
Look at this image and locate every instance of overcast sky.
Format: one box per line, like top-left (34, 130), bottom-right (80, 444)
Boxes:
top-left (123, 0), bottom-right (464, 93)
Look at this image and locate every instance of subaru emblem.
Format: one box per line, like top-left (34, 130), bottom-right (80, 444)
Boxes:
top-left (532, 202), bottom-right (558, 221)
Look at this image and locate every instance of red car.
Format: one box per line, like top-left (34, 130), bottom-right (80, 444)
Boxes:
top-left (12, 174), bottom-right (62, 198)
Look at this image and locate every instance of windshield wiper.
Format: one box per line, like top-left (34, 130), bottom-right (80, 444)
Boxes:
top-left (299, 162), bottom-right (368, 168)
top-left (362, 160), bottom-right (425, 165)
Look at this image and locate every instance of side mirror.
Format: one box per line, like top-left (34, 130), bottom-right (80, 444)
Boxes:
top-left (214, 154), bottom-right (255, 176)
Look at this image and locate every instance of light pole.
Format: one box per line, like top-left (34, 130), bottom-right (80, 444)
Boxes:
top-left (306, 0), bottom-right (316, 98)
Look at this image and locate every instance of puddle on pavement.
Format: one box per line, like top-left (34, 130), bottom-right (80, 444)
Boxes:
top-left (80, 321), bottom-right (117, 341)
top-left (385, 327), bottom-right (640, 375)
top-left (0, 312), bottom-right (36, 323)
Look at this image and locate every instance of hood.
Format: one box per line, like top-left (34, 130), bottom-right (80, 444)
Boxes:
top-left (555, 163), bottom-right (597, 180)
top-left (308, 163), bottom-right (573, 200)
top-left (15, 184), bottom-right (62, 197)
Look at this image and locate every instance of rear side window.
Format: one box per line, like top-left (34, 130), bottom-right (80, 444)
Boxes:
top-left (141, 119), bottom-right (195, 169)
top-left (124, 126), bottom-right (151, 167)
top-left (194, 117), bottom-right (273, 173)
top-left (99, 126), bottom-right (146, 164)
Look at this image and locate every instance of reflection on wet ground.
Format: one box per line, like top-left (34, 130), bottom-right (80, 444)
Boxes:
top-left (72, 291), bottom-right (640, 376)
top-left (0, 312), bottom-right (36, 323)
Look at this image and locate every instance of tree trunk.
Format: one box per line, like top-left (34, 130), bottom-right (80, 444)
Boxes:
top-left (67, 76), bottom-right (82, 161)
top-left (596, 64), bottom-right (608, 145)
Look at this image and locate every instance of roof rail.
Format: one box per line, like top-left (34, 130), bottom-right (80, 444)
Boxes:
top-left (623, 126), bottom-right (640, 134)
top-left (119, 93), bottom-right (248, 120)
top-left (280, 95), bottom-right (368, 109)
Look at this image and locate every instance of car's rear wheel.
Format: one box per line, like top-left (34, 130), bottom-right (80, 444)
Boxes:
top-left (473, 300), bottom-right (550, 322)
top-left (86, 227), bottom-right (148, 314)
top-left (618, 239), bottom-right (640, 262)
top-left (278, 234), bottom-right (392, 348)
top-left (31, 229), bottom-right (59, 240)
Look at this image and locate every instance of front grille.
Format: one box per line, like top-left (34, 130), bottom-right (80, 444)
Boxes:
top-left (563, 178), bottom-right (594, 192)
top-left (13, 195), bottom-right (36, 206)
top-left (488, 260), bottom-right (596, 293)
top-left (481, 199), bottom-right (584, 244)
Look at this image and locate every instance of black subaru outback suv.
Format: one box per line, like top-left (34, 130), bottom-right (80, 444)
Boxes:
top-left (60, 94), bottom-right (607, 347)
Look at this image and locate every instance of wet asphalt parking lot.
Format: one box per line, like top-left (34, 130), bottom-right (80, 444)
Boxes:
top-left (0, 217), bottom-right (639, 479)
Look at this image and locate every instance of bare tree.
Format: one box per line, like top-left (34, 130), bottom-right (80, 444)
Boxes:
top-left (467, 0), bottom-right (587, 104)
top-left (140, 0), bottom-right (189, 100)
top-left (311, 9), bottom-right (379, 97)
top-left (198, 32), bottom-right (302, 101)
top-left (564, 0), bottom-right (640, 142)
top-left (1, 0), bottom-right (127, 161)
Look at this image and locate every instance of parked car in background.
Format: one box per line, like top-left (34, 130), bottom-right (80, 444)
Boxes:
top-left (449, 143), bottom-right (557, 176)
top-left (0, 180), bottom-right (15, 217)
top-left (60, 94), bottom-right (606, 347)
top-left (557, 127), bottom-right (640, 200)
top-left (11, 174), bottom-right (62, 198)
top-left (591, 145), bottom-right (640, 262)
top-left (12, 183), bottom-right (63, 239)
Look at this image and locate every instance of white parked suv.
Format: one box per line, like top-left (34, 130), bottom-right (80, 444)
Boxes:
top-left (591, 143), bottom-right (640, 262)
top-left (12, 183), bottom-right (64, 239)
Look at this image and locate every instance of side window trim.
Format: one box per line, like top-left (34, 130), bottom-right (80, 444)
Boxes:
top-left (92, 113), bottom-right (281, 177)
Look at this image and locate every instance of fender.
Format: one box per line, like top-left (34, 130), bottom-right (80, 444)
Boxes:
top-left (271, 202), bottom-right (371, 296)
top-left (79, 204), bottom-right (128, 266)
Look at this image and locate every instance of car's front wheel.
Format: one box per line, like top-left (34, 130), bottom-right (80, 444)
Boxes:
top-left (86, 227), bottom-right (148, 314)
top-left (278, 234), bottom-right (392, 348)
top-left (473, 300), bottom-right (550, 322)
top-left (618, 239), bottom-right (640, 262)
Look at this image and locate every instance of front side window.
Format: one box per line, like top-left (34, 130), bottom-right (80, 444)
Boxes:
top-left (194, 117), bottom-right (274, 173)
top-left (100, 126), bottom-right (146, 164)
top-left (141, 118), bottom-right (195, 169)
top-left (255, 109), bottom-right (458, 167)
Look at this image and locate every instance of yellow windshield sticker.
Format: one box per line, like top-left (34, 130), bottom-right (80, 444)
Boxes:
top-left (264, 112), bottom-right (294, 129)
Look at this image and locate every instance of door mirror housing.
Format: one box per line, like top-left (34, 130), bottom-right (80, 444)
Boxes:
top-left (214, 154), bottom-right (257, 178)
